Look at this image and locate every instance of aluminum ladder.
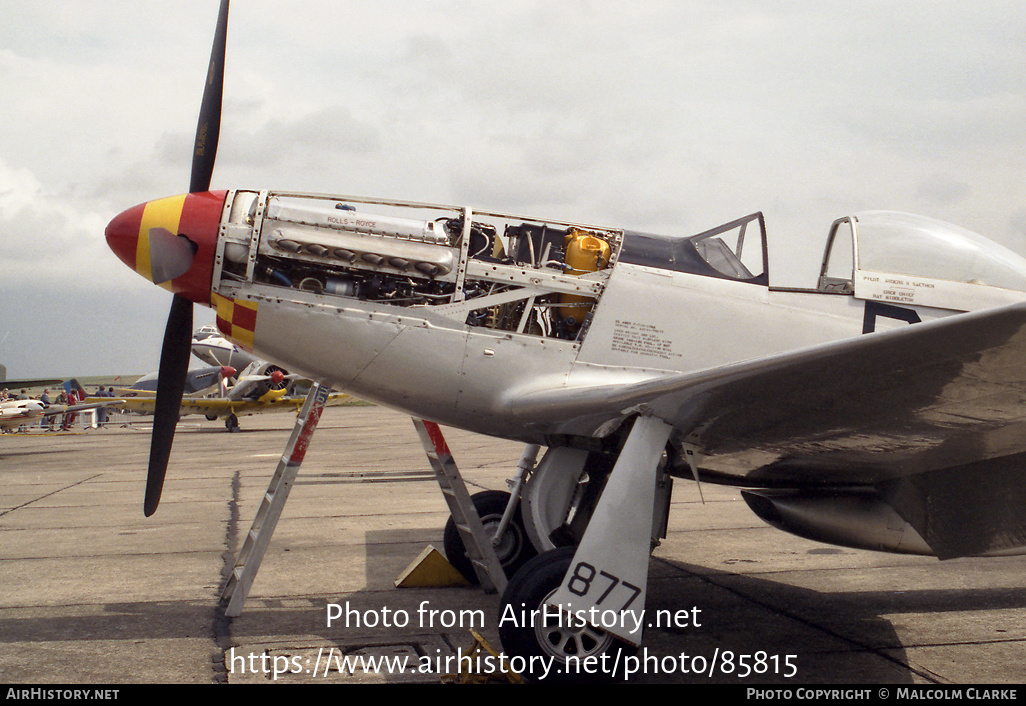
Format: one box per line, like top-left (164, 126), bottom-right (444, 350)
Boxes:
top-left (221, 383), bottom-right (331, 616)
top-left (412, 418), bottom-right (507, 593)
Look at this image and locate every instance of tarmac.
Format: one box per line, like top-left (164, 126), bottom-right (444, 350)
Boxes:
top-left (1, 404), bottom-right (1024, 686)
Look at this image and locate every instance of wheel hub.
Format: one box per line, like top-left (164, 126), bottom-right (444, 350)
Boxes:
top-left (534, 589), bottom-right (614, 661)
top-left (482, 514), bottom-right (520, 560)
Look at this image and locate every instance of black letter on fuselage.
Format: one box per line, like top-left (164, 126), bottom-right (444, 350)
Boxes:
top-left (862, 301), bottom-right (921, 334)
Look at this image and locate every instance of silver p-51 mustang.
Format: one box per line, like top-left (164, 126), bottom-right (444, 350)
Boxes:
top-left (105, 1), bottom-right (1026, 678)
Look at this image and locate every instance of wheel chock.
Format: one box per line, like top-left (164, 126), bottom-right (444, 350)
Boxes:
top-left (394, 545), bottom-right (471, 588)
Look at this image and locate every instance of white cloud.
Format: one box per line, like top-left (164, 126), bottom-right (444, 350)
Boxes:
top-left (0, 158), bottom-right (124, 287)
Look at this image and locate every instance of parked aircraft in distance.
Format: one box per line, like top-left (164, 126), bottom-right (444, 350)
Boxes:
top-left (96, 360), bottom-right (347, 432)
top-left (190, 324), bottom-right (258, 371)
top-left (0, 363), bottom-right (62, 391)
top-left (0, 397), bottom-right (105, 431)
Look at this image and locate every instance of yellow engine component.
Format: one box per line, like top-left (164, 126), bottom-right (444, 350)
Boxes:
top-left (559, 229), bottom-right (611, 325)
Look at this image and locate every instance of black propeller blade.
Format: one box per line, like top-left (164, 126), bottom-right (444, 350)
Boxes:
top-left (190, 0), bottom-right (228, 195)
top-left (145, 294), bottom-right (193, 516)
top-left (145, 0), bottom-right (229, 516)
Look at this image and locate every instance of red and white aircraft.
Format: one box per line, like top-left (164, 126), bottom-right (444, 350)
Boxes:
top-left (0, 395), bottom-right (106, 432)
top-left (104, 1), bottom-right (1026, 678)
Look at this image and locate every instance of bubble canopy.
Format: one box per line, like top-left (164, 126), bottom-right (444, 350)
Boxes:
top-left (854, 211), bottom-right (1026, 292)
top-left (818, 211), bottom-right (1026, 311)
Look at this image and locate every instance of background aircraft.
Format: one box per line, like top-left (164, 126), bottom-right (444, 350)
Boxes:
top-left (0, 364), bottom-right (62, 392)
top-left (94, 360), bottom-right (347, 432)
top-left (189, 324), bottom-right (258, 371)
top-left (104, 1), bottom-right (1026, 680)
top-left (81, 323), bottom-right (346, 431)
top-left (0, 397), bottom-right (106, 432)
top-left (122, 364), bottom-right (238, 397)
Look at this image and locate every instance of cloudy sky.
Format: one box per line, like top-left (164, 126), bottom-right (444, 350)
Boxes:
top-left (2, 1), bottom-right (1024, 378)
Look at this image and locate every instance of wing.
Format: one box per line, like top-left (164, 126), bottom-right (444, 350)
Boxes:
top-left (177, 398), bottom-right (234, 416)
top-left (47, 402), bottom-right (108, 416)
top-left (103, 392), bottom-right (348, 418)
top-left (133, 397), bottom-right (239, 417)
top-left (228, 392), bottom-right (350, 414)
top-left (507, 302), bottom-right (1026, 558)
top-left (104, 397), bottom-right (157, 415)
top-left (104, 396), bottom-right (258, 417)
top-left (0, 377), bottom-right (63, 389)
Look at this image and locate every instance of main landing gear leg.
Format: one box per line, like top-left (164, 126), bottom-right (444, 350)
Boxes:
top-left (498, 414), bottom-right (672, 681)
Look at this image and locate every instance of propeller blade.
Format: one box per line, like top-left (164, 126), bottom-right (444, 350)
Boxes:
top-left (190, 0), bottom-right (229, 194)
top-left (145, 294), bottom-right (193, 516)
top-left (145, 1), bottom-right (229, 516)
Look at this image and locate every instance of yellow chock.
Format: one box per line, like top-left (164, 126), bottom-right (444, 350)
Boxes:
top-left (441, 629), bottom-right (524, 684)
top-left (394, 545), bottom-right (471, 588)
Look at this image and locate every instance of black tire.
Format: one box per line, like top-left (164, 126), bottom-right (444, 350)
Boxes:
top-left (498, 547), bottom-right (634, 682)
top-left (443, 490), bottom-right (536, 584)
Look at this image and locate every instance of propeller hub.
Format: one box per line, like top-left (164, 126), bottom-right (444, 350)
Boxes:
top-left (106, 191), bottom-right (226, 305)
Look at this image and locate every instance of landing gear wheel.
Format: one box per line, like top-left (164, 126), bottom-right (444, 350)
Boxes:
top-left (225, 413), bottom-right (240, 432)
top-left (499, 546), bottom-right (634, 682)
top-left (443, 490), bottom-right (536, 585)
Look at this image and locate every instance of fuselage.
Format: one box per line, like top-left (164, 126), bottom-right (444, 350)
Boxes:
top-left (0, 399), bottom-right (47, 428)
top-left (106, 190), bottom-right (1026, 445)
